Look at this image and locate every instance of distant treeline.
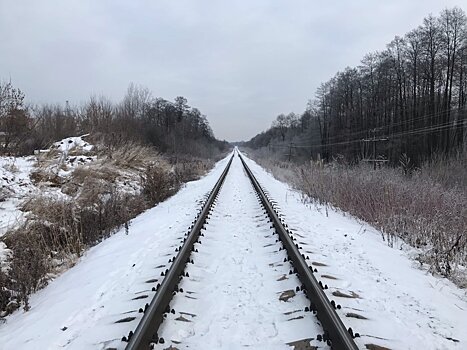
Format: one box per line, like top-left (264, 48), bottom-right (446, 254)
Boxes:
top-left (0, 82), bottom-right (229, 158)
top-left (246, 8), bottom-right (467, 164)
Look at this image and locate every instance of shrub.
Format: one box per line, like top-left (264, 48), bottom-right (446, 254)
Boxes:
top-left (295, 163), bottom-right (466, 277)
top-left (140, 164), bottom-right (178, 205)
top-left (172, 158), bottom-right (213, 183)
top-left (0, 142), bottom-right (217, 315)
top-left (249, 150), bottom-right (467, 285)
top-left (101, 143), bottom-right (156, 170)
top-left (2, 230), bottom-right (49, 311)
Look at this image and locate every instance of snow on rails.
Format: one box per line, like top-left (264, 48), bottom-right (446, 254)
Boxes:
top-left (123, 151), bottom-right (358, 349)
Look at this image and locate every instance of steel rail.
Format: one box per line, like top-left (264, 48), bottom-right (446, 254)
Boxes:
top-left (125, 154), bottom-right (234, 350)
top-left (239, 152), bottom-right (359, 350)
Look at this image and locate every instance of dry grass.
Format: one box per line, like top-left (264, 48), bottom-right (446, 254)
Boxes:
top-left (418, 151), bottom-right (467, 191)
top-left (297, 164), bottom-right (466, 282)
top-left (2, 161), bottom-right (19, 174)
top-left (29, 169), bottom-right (64, 187)
top-left (1, 189), bottom-right (147, 313)
top-left (140, 164), bottom-right (178, 205)
top-left (0, 144), bottom-right (177, 314)
top-left (249, 150), bottom-right (467, 286)
top-left (0, 187), bottom-right (10, 202)
top-left (172, 157), bottom-right (214, 183)
top-left (0, 141), bottom-right (218, 314)
top-left (101, 142), bottom-right (157, 170)
top-left (2, 228), bottom-right (50, 311)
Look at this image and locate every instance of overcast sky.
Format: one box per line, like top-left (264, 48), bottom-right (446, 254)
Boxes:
top-left (0, 1), bottom-right (465, 141)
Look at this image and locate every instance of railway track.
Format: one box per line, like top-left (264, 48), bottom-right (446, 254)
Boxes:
top-left (123, 150), bottom-right (358, 350)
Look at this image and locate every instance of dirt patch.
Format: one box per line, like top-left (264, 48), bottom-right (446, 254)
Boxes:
top-left (287, 338), bottom-right (317, 350)
top-left (269, 262), bottom-right (284, 267)
top-left (346, 312), bottom-right (368, 320)
top-left (277, 274), bottom-right (288, 281)
top-left (365, 344), bottom-right (391, 350)
top-left (287, 315), bottom-right (304, 321)
top-left (321, 274), bottom-right (338, 280)
top-left (279, 289), bottom-right (296, 302)
top-left (175, 315), bottom-right (191, 322)
top-left (115, 316), bottom-right (136, 323)
top-left (284, 309), bottom-right (302, 316)
top-left (332, 290), bottom-right (360, 298)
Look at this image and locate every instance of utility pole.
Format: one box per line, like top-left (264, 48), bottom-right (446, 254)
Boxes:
top-left (287, 142), bottom-right (294, 162)
top-left (372, 129), bottom-right (377, 170)
top-left (362, 129), bottom-right (389, 169)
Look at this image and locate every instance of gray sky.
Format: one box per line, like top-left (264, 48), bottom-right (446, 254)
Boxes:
top-left (0, 0), bottom-right (465, 141)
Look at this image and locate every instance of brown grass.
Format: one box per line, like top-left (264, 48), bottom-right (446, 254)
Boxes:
top-left (0, 142), bottom-right (217, 314)
top-left (101, 142), bottom-right (157, 170)
top-left (172, 158), bottom-right (214, 183)
top-left (248, 150), bottom-right (467, 286)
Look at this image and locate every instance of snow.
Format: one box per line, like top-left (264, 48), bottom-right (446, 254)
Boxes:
top-left (156, 154), bottom-right (323, 349)
top-left (0, 134), bottom-right (136, 266)
top-left (0, 135), bottom-right (96, 239)
top-left (0, 135), bottom-right (97, 266)
top-left (52, 134), bottom-right (93, 155)
top-left (0, 151), bottom-right (465, 350)
top-left (0, 155), bottom-right (231, 350)
top-left (0, 156), bottom-right (35, 237)
top-left (242, 152), bottom-right (467, 350)
top-left (42, 134), bottom-right (97, 178)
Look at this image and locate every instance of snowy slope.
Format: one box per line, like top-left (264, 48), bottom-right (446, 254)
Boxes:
top-left (242, 153), bottom-right (467, 350)
top-left (0, 135), bottom-right (96, 268)
top-left (0, 156), bottom-right (231, 350)
top-left (0, 156), bottom-right (36, 237)
top-left (0, 134), bottom-right (96, 240)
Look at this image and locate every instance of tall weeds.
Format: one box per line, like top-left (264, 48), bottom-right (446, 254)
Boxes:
top-left (251, 152), bottom-right (467, 286)
top-left (0, 145), bottom-right (215, 315)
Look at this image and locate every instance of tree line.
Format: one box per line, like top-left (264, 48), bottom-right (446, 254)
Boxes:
top-left (246, 7), bottom-right (467, 164)
top-left (0, 82), bottom-right (229, 158)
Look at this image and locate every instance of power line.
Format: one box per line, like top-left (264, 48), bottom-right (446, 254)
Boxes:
top-left (269, 119), bottom-right (466, 150)
top-left (290, 107), bottom-right (466, 147)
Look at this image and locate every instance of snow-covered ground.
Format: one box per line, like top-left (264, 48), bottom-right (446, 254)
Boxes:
top-left (0, 156), bottom-right (36, 237)
top-left (0, 134), bottom-right (142, 269)
top-left (0, 156), bottom-right (36, 268)
top-left (0, 151), bottom-right (466, 350)
top-left (157, 154), bottom-right (323, 349)
top-left (0, 135), bottom-right (96, 269)
top-left (243, 153), bottom-right (467, 350)
top-left (0, 156), bottom-right (231, 350)
top-left (0, 135), bottom-right (96, 240)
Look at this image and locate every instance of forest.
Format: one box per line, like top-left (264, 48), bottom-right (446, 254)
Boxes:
top-left (246, 7), bottom-right (466, 165)
top-left (243, 8), bottom-right (466, 283)
top-left (0, 82), bottom-right (229, 313)
top-left (0, 82), bottom-right (229, 159)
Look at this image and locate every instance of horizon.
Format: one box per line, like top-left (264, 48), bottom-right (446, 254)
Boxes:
top-left (1, 0), bottom-right (465, 142)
